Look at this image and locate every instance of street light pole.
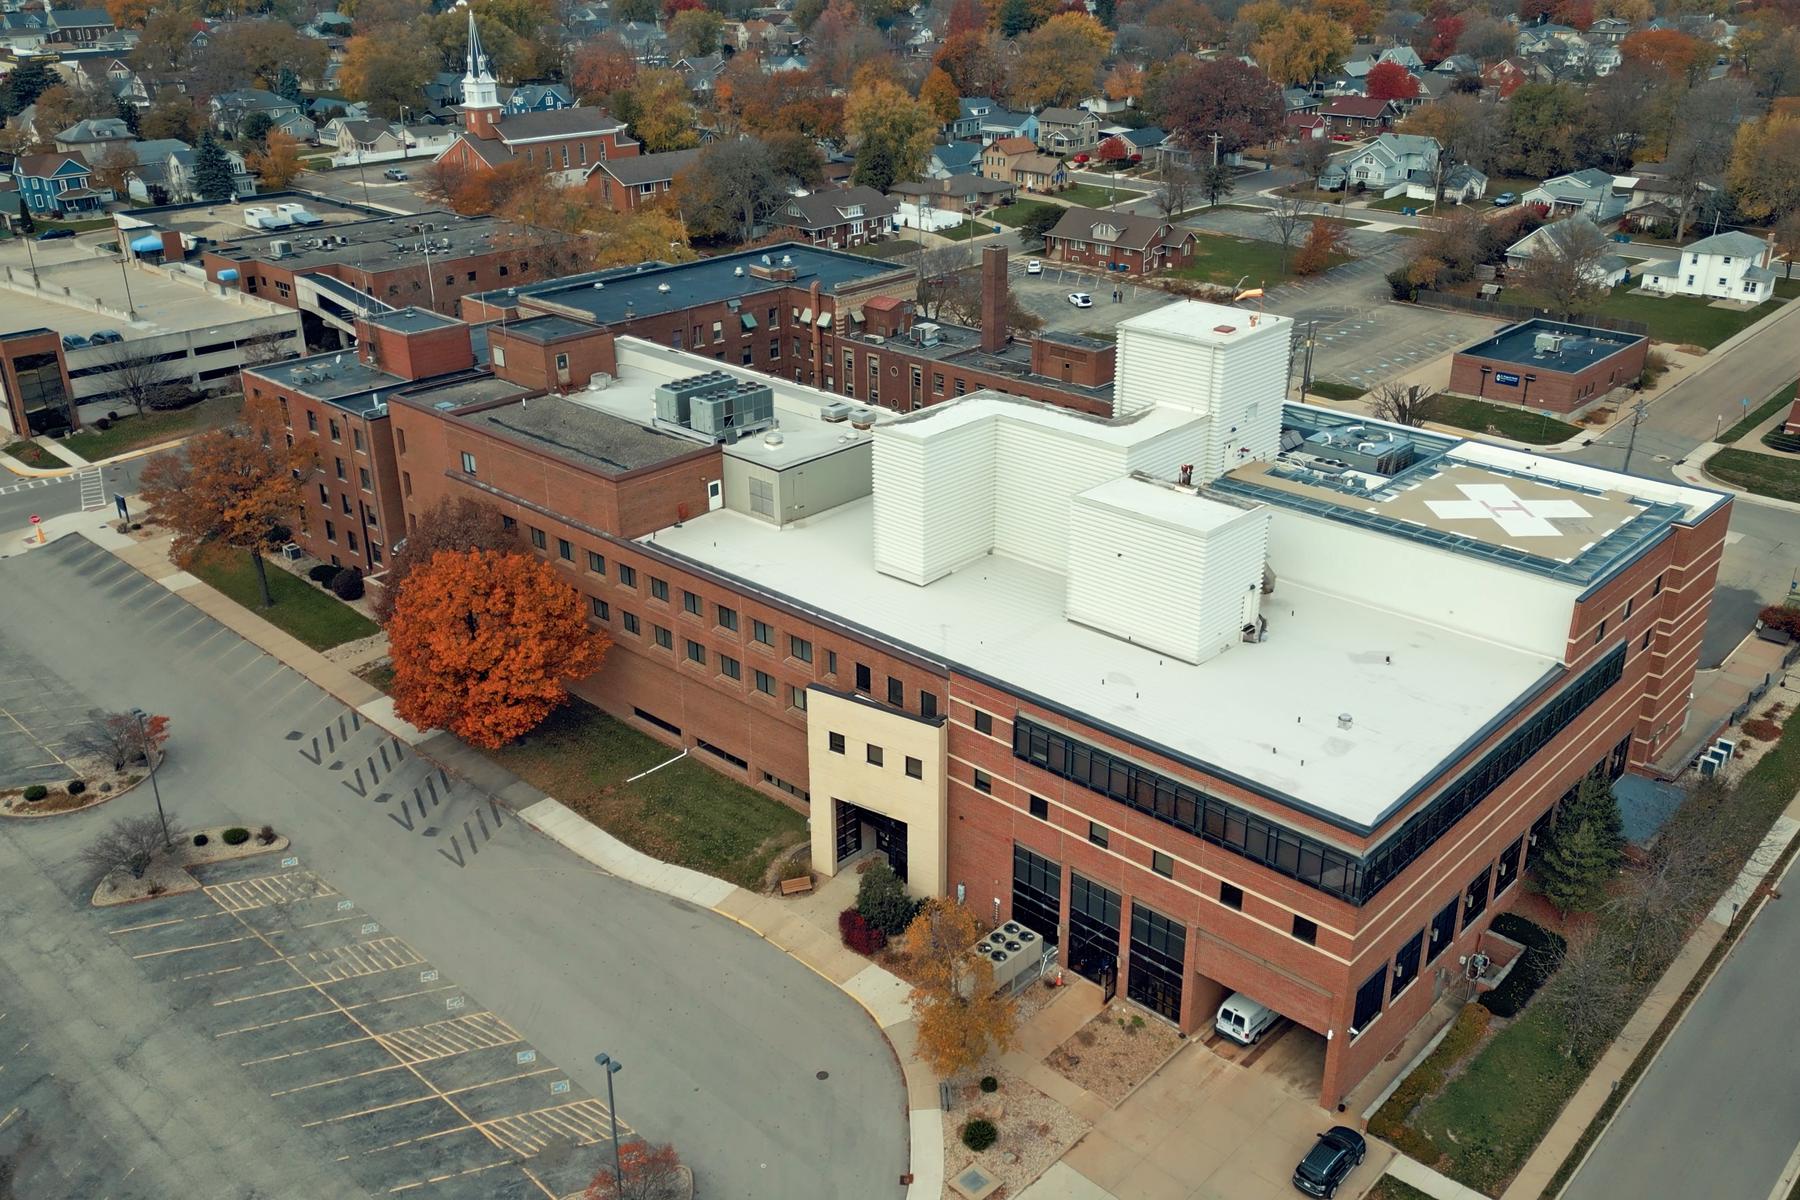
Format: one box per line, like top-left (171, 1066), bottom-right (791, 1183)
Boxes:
top-left (1621, 397), bottom-right (1649, 476)
top-left (594, 1053), bottom-right (624, 1191)
top-left (131, 707), bottom-right (170, 849)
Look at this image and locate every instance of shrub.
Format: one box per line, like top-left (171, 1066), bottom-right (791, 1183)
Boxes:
top-left (66, 780), bottom-right (86, 795)
top-left (22, 785), bottom-right (47, 802)
top-left (257, 823), bottom-right (276, 844)
top-left (856, 859), bottom-right (918, 936)
top-left (838, 907), bottom-right (887, 955)
top-left (99, 781), bottom-right (112, 793)
top-left (961, 1118), bottom-right (998, 1152)
top-left (1743, 717), bottom-right (1783, 741)
top-left (95, 417), bottom-right (112, 430)
top-left (1759, 606), bottom-right (1800, 638)
top-left (1368, 1004), bottom-right (1492, 1143)
top-left (192, 833), bottom-right (210, 846)
top-left (222, 826), bottom-right (251, 845)
top-left (106, 411), bottom-right (118, 421)
top-left (979, 1075), bottom-right (998, 1093)
top-left (1386, 265), bottom-right (1418, 301)
top-left (308, 564), bottom-right (338, 584)
top-left (1478, 914), bottom-right (1566, 1018)
top-left (330, 566), bottom-right (365, 601)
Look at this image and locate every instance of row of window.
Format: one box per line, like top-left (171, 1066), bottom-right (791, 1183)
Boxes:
top-left (827, 731), bottom-right (923, 779)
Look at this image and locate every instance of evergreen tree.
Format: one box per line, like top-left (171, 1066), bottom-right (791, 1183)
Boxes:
top-left (17, 203), bottom-right (35, 234)
top-left (1092, 0), bottom-right (1116, 29)
top-left (855, 859), bottom-right (916, 936)
top-left (1535, 775), bottom-right (1623, 915)
top-left (0, 60), bottom-right (54, 118)
top-left (115, 97), bottom-right (140, 136)
top-left (998, 0), bottom-right (1040, 37)
top-left (276, 67), bottom-right (304, 106)
top-left (194, 132), bottom-right (236, 202)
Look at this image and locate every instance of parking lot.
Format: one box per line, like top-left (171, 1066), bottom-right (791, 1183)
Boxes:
top-left (1007, 260), bottom-right (1168, 335)
top-left (0, 643), bottom-right (93, 787)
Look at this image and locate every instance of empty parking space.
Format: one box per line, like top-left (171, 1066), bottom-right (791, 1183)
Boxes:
top-left (100, 855), bottom-right (627, 1199)
top-left (0, 629), bottom-right (99, 787)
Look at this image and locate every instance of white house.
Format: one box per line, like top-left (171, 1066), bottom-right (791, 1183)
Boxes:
top-left (1523, 168), bottom-right (1631, 223)
top-left (1318, 132), bottom-right (1438, 194)
top-left (1505, 216), bottom-right (1631, 288)
top-left (1638, 231), bottom-right (1781, 303)
top-left (1407, 163), bottom-right (1488, 205)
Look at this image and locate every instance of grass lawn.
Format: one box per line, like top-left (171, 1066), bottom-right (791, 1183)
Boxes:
top-left (844, 239), bottom-right (919, 260)
top-left (1719, 378), bottom-right (1800, 444)
top-left (1367, 1178), bottom-right (1436, 1200)
top-left (1423, 393), bottom-right (1582, 445)
top-left (33, 216), bottom-right (114, 233)
top-left (1308, 380), bottom-right (1367, 402)
top-left (1169, 231), bottom-right (1351, 289)
top-left (992, 200), bottom-right (1061, 230)
top-left (62, 394), bottom-right (240, 462)
top-left (935, 219), bottom-right (984, 242)
top-left (1056, 182), bottom-right (1143, 208)
top-left (2, 440), bottom-right (62, 468)
top-left (1705, 448), bottom-right (1800, 504)
top-left (187, 544), bottom-right (379, 652)
top-left (485, 700), bottom-right (808, 890)
top-left (1572, 289), bottom-right (1787, 351)
top-left (1364, 193), bottom-right (1426, 213)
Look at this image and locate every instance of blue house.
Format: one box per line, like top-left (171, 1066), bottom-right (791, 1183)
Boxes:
top-left (927, 141), bottom-right (983, 179)
top-left (501, 83), bottom-right (573, 114)
top-left (12, 152), bottom-right (104, 217)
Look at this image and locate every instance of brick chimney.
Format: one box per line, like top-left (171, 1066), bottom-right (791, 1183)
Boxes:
top-left (980, 245), bottom-right (1007, 353)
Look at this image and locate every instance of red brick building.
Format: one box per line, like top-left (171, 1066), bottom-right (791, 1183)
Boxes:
top-left (586, 148), bottom-right (700, 213)
top-left (1043, 208), bottom-right (1197, 276)
top-left (1448, 319), bottom-right (1649, 414)
top-left (768, 187), bottom-right (899, 249)
top-left (0, 327), bottom-right (78, 438)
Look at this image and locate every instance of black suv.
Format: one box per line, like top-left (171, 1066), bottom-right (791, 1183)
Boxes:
top-left (1293, 1126), bottom-right (1365, 1197)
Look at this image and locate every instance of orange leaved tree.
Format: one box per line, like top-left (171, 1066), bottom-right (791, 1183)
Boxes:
top-left (584, 1141), bottom-right (686, 1200)
top-left (138, 394), bottom-right (309, 608)
top-left (902, 898), bottom-right (1019, 1077)
top-left (387, 548), bottom-right (609, 747)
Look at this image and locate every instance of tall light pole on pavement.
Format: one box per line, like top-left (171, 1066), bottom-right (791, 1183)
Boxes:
top-left (594, 1052), bottom-right (624, 1190)
top-left (130, 706), bottom-right (170, 849)
top-left (1620, 397), bottom-right (1650, 476)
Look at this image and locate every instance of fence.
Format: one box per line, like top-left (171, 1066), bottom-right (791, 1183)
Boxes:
top-left (1410, 289), bottom-right (1650, 337)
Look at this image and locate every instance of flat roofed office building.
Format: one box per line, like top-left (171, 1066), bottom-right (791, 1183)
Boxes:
top-left (383, 300), bottom-right (1726, 1107)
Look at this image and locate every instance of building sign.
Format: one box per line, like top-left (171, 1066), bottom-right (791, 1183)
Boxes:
top-left (1494, 371), bottom-right (1521, 386)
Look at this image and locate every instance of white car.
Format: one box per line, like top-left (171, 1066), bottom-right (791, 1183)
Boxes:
top-left (1067, 292), bottom-right (1092, 308)
top-left (1025, 259), bottom-right (1042, 275)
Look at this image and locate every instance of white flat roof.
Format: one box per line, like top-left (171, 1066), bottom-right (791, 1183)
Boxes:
top-left (1079, 476), bottom-right (1250, 533)
top-left (1117, 298), bottom-right (1290, 344)
top-left (1447, 441), bottom-right (1727, 524)
top-left (648, 498), bottom-right (1560, 831)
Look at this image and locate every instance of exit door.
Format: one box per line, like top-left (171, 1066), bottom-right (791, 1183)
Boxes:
top-left (707, 480), bottom-right (722, 511)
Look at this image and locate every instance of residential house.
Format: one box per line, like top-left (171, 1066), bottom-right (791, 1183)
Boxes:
top-left (586, 146), bottom-right (700, 212)
top-left (1587, 17), bottom-right (1631, 43)
top-left (1524, 168), bottom-right (1631, 223)
top-left (1433, 54), bottom-right (1479, 76)
top-left (977, 109), bottom-right (1038, 145)
top-left (211, 91), bottom-right (316, 142)
top-left (1043, 207), bottom-right (1195, 275)
top-left (983, 137), bottom-right (1067, 193)
top-left (54, 117), bottom-right (134, 155)
top-left (1481, 57), bottom-right (1545, 96)
top-left (1622, 163), bottom-right (1719, 227)
top-left (1114, 127), bottom-right (1167, 156)
top-left (673, 54), bottom-right (726, 93)
top-left (1283, 88), bottom-right (1321, 115)
top-left (1036, 107), bottom-right (1100, 156)
top-left (1409, 164), bottom-right (1488, 205)
top-left (119, 137), bottom-right (191, 203)
top-left (11, 152), bottom-right (105, 217)
top-left (0, 10), bottom-right (48, 52)
top-left (1082, 91), bottom-right (1132, 116)
top-left (70, 57), bottom-right (151, 109)
top-left (1319, 97), bottom-right (1399, 135)
top-left (767, 52), bottom-right (811, 73)
top-left (164, 144), bottom-right (256, 202)
top-left (1638, 231), bottom-right (1780, 303)
top-left (324, 118), bottom-right (408, 155)
top-left (1287, 112), bottom-right (1327, 142)
top-left (927, 142), bottom-right (983, 179)
top-left (1504, 217), bottom-right (1630, 287)
top-left (501, 83), bottom-right (573, 114)
top-left (890, 174), bottom-right (1015, 230)
top-left (44, 8), bottom-right (115, 46)
top-left (1318, 132), bottom-right (1438, 192)
top-left (953, 97), bottom-right (997, 139)
top-left (614, 21), bottom-right (670, 63)
top-left (770, 186), bottom-right (897, 248)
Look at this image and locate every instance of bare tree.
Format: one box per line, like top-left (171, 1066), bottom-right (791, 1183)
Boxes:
top-left (97, 342), bottom-right (188, 415)
top-left (1662, 79), bottom-right (1758, 241)
top-left (913, 241), bottom-right (982, 321)
top-left (236, 329), bottom-right (298, 369)
top-left (1288, 135), bottom-right (1331, 183)
top-left (68, 709), bottom-right (166, 771)
top-left (1513, 219), bottom-right (1613, 319)
top-left (1153, 164), bottom-right (1195, 220)
top-left (1369, 381), bottom-right (1431, 427)
top-left (1538, 928), bottom-right (1635, 1064)
top-left (1264, 195), bottom-right (1312, 274)
top-left (79, 813), bottom-right (183, 880)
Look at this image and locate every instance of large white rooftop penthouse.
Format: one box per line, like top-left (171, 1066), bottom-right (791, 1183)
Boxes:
top-left (642, 301), bottom-right (1721, 833)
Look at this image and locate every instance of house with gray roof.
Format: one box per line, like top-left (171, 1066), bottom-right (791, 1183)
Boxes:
top-left (927, 141), bottom-right (983, 179)
top-left (1318, 132), bottom-right (1439, 193)
top-left (1638, 231), bottom-right (1782, 303)
top-left (586, 146), bottom-right (701, 212)
top-left (1036, 107), bottom-right (1100, 156)
top-left (1523, 168), bottom-right (1630, 223)
top-left (771, 186), bottom-right (897, 248)
top-left (1505, 216), bottom-right (1630, 288)
top-left (53, 117), bottom-right (134, 154)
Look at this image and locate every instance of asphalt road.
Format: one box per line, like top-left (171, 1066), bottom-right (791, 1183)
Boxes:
top-left (0, 536), bottom-right (907, 1198)
top-left (0, 456), bottom-right (146, 545)
top-left (1564, 852), bottom-right (1800, 1200)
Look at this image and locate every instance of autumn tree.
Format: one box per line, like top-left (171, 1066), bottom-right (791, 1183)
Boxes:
top-left (846, 75), bottom-right (935, 191)
top-left (901, 900), bottom-right (1019, 1077)
top-left (677, 137), bottom-right (793, 242)
top-left (1732, 12), bottom-right (1800, 102)
top-left (1010, 12), bottom-right (1112, 109)
top-left (1660, 78), bottom-right (1757, 239)
top-left (1728, 113), bottom-right (1800, 222)
top-left (583, 1142), bottom-right (687, 1200)
top-left (371, 496), bottom-right (515, 623)
top-left (1293, 217), bottom-right (1346, 275)
top-left (569, 33), bottom-right (638, 101)
top-left (71, 710), bottom-right (171, 772)
top-left (1500, 83), bottom-right (1597, 178)
top-left (106, 0), bottom-right (156, 29)
top-left (919, 66), bottom-right (960, 126)
top-left (387, 549), bottom-right (609, 748)
top-left (1516, 218), bottom-right (1614, 318)
top-left (1620, 29), bottom-right (1705, 85)
top-left (1365, 60), bottom-right (1418, 101)
top-left (247, 129), bottom-right (306, 190)
top-left (668, 7), bottom-right (724, 57)
top-left (339, 27), bottom-right (438, 119)
top-left (1533, 774), bottom-right (1624, 916)
top-left (139, 395), bottom-right (310, 609)
top-left (1147, 58), bottom-right (1283, 161)
top-left (1252, 9), bottom-right (1351, 86)
top-left (627, 69), bottom-right (701, 152)
top-left (91, 142), bottom-right (140, 197)
top-left (140, 92), bottom-right (200, 142)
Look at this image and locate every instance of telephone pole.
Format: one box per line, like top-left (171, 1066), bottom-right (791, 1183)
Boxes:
top-left (1620, 397), bottom-right (1650, 476)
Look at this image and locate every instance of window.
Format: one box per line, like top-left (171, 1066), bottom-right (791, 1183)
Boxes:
top-left (1624, 598), bottom-right (1633, 620)
top-left (855, 663), bottom-right (872, 693)
top-left (826, 650), bottom-right (837, 676)
top-left (590, 596), bottom-right (610, 620)
top-left (1152, 851), bottom-right (1174, 878)
top-left (1495, 836), bottom-right (1523, 893)
top-left (324, 519), bottom-right (337, 543)
top-left (920, 692), bottom-right (938, 720)
top-left (866, 744), bottom-right (884, 766)
top-left (653, 624), bottom-right (673, 650)
top-left (685, 638), bottom-right (705, 665)
top-left (329, 418), bottom-right (341, 442)
top-left (975, 711), bottom-right (993, 736)
top-left (789, 635), bottom-right (813, 664)
top-left (650, 577), bottom-right (669, 602)
top-left (622, 611), bottom-right (640, 635)
top-left (1350, 965), bottom-right (1387, 1037)
top-left (402, 471), bottom-right (412, 497)
top-left (353, 427), bottom-right (364, 452)
top-left (754, 670), bottom-right (775, 696)
top-left (886, 676), bottom-right (903, 706)
top-left (356, 466), bottom-right (370, 492)
top-left (460, 451), bottom-right (477, 475)
top-left (711, 320), bottom-right (723, 343)
top-left (318, 483), bottom-right (329, 504)
top-left (1462, 865), bottom-right (1491, 927)
top-left (906, 756), bottom-right (923, 779)
top-left (1291, 915), bottom-right (1317, 945)
top-left (789, 685), bottom-right (807, 711)
top-left (973, 768), bottom-right (992, 794)
top-left (1653, 573), bottom-right (1663, 595)
top-left (618, 564), bottom-right (637, 588)
top-left (1594, 619), bottom-right (1606, 643)
top-left (829, 732), bottom-right (845, 754)
top-left (1088, 821), bottom-right (1109, 849)
top-left (1427, 896), bottom-right (1457, 963)
top-left (1029, 795), bottom-right (1049, 820)
top-left (501, 516), bottom-right (516, 531)
top-left (719, 654), bottom-right (741, 680)
top-left (342, 495), bottom-right (352, 516)
top-left (752, 620), bottom-right (773, 646)
top-left (1220, 881), bottom-right (1243, 910)
top-left (1641, 630), bottom-right (1652, 650)
top-left (555, 352), bottom-right (569, 373)
top-left (683, 590), bottom-right (702, 616)
top-left (749, 477), bottom-right (774, 517)
top-left (558, 538), bottom-right (573, 562)
top-left (1391, 931), bottom-right (1423, 996)
top-left (587, 551), bottom-right (605, 575)
top-left (279, 397), bottom-right (290, 427)
top-left (529, 526), bottom-right (547, 550)
top-left (933, 372), bottom-right (944, 394)
top-left (717, 605), bottom-right (738, 631)
top-left (334, 457), bottom-right (346, 481)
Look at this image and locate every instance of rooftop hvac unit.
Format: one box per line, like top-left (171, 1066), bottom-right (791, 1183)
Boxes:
top-left (820, 402), bottom-right (853, 423)
top-left (914, 321), bottom-right (941, 346)
top-left (269, 239), bottom-right (293, 259)
top-left (850, 408), bottom-right (876, 430)
top-left (1534, 331), bottom-right (1565, 354)
top-left (958, 920), bottom-right (1045, 996)
top-left (587, 371), bottom-right (612, 391)
top-left (653, 370), bottom-right (732, 424)
top-left (657, 282), bottom-right (671, 292)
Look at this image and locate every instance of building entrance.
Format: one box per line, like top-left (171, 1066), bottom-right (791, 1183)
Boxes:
top-left (1067, 873), bottom-right (1121, 990)
top-left (833, 799), bottom-right (909, 882)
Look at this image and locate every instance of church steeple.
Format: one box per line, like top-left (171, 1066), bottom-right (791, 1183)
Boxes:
top-left (460, 8), bottom-right (502, 139)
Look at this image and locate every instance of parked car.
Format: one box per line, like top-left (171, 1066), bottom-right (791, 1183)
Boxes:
top-left (61, 334), bottom-right (89, 349)
top-left (1292, 1127), bottom-right (1365, 1198)
top-left (1215, 991), bottom-right (1279, 1045)
top-left (384, 168), bottom-right (409, 181)
top-left (1492, 192), bottom-right (1517, 207)
top-left (1025, 259), bottom-right (1042, 275)
top-left (37, 228), bottom-right (74, 241)
top-left (87, 330), bottom-right (123, 345)
top-left (1067, 292), bottom-right (1092, 307)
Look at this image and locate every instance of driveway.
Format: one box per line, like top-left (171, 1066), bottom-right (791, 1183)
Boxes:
top-left (0, 535), bottom-right (907, 1198)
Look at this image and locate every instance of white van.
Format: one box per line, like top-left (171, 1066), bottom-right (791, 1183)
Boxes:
top-left (1215, 991), bottom-right (1279, 1045)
